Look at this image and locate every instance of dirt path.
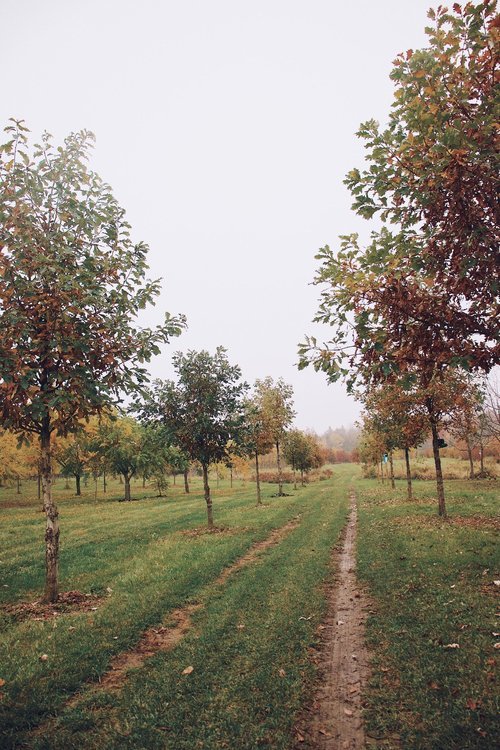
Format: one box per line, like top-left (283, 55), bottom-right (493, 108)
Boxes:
top-left (295, 493), bottom-right (370, 750)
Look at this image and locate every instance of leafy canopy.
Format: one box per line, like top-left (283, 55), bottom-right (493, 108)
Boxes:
top-left (0, 119), bottom-right (186, 438)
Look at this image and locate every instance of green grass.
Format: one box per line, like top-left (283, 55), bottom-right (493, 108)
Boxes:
top-left (0, 470), bottom-right (353, 749)
top-left (356, 475), bottom-right (499, 749)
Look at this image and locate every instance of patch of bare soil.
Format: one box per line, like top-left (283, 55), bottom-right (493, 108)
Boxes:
top-left (2, 590), bottom-right (104, 623)
top-left (392, 514), bottom-right (500, 531)
top-left (294, 495), bottom-right (371, 750)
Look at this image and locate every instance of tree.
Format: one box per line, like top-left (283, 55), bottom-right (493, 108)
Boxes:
top-left (54, 434), bottom-right (88, 496)
top-left (448, 379), bottom-right (485, 478)
top-left (361, 383), bottom-right (428, 499)
top-left (283, 430), bottom-right (323, 487)
top-left (253, 377), bottom-right (295, 496)
top-left (0, 121), bottom-right (185, 601)
top-left (140, 348), bottom-right (248, 527)
top-left (243, 394), bottom-right (275, 505)
top-left (299, 3), bottom-right (499, 516)
top-left (90, 416), bottom-right (151, 501)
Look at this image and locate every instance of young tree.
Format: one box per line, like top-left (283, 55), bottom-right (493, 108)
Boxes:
top-left (54, 434), bottom-right (88, 496)
top-left (243, 395), bottom-right (275, 505)
top-left (0, 121), bottom-right (185, 601)
top-left (140, 348), bottom-right (248, 527)
top-left (283, 430), bottom-right (323, 487)
top-left (253, 377), bottom-right (295, 496)
top-left (90, 417), bottom-right (148, 501)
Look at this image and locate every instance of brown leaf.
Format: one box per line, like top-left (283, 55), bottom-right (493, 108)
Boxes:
top-left (466, 697), bottom-right (481, 710)
top-left (344, 708), bottom-right (354, 717)
top-left (278, 668), bottom-right (286, 678)
top-left (182, 665), bottom-right (194, 675)
top-left (0, 679), bottom-right (5, 688)
top-left (39, 654), bottom-right (48, 662)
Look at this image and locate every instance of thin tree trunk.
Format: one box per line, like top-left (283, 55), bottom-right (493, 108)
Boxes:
top-left (466, 437), bottom-right (474, 479)
top-left (123, 473), bottom-right (132, 501)
top-left (428, 405), bottom-right (447, 517)
top-left (173, 473), bottom-right (177, 485)
top-left (16, 476), bottom-right (21, 494)
top-left (230, 466), bottom-right (233, 488)
top-left (183, 468), bottom-right (189, 494)
top-left (404, 447), bottom-right (413, 501)
top-left (300, 469), bottom-right (305, 487)
top-left (202, 463), bottom-right (213, 528)
top-left (479, 441), bottom-right (485, 474)
top-left (75, 474), bottom-right (81, 496)
top-left (389, 451), bottom-right (395, 489)
top-left (38, 473), bottom-right (41, 502)
top-left (142, 473), bottom-right (146, 488)
top-left (255, 451), bottom-right (262, 505)
top-left (380, 460), bottom-right (384, 483)
top-left (276, 440), bottom-right (284, 496)
top-left (41, 418), bottom-right (59, 604)
top-left (293, 466), bottom-right (297, 490)
top-left (103, 470), bottom-right (107, 493)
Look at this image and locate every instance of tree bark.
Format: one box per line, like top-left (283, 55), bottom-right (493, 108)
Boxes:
top-left (276, 440), bottom-right (284, 496)
top-left (300, 469), bottom-right (305, 487)
top-left (389, 451), bottom-right (395, 489)
top-left (404, 447), bottom-right (413, 501)
top-left (75, 474), bottom-right (81, 496)
top-left (230, 466), bottom-right (233, 488)
top-left (466, 437), bottom-right (474, 479)
top-left (202, 463), bottom-right (213, 528)
top-left (255, 451), bottom-right (262, 505)
top-left (183, 468), bottom-right (190, 494)
top-left (428, 406), bottom-right (447, 517)
top-left (123, 472), bottom-right (132, 501)
top-left (103, 470), bottom-right (107, 493)
top-left (479, 441), bottom-right (485, 474)
top-left (41, 418), bottom-right (59, 603)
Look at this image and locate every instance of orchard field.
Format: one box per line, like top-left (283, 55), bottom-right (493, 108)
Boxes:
top-left (0, 465), bottom-right (497, 749)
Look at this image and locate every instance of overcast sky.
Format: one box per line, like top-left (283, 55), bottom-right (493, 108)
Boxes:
top-left (1, 1), bottom-right (435, 433)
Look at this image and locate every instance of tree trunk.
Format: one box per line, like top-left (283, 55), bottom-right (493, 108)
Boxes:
top-left (380, 460), bottom-right (384, 483)
top-left (123, 473), bottom-right (132, 501)
top-left (479, 441), bottom-right (485, 474)
top-left (230, 466), bottom-right (233, 488)
top-left (41, 419), bottom-right (59, 604)
top-left (428, 406), bottom-right (447, 517)
top-left (255, 451), bottom-right (262, 505)
top-left (404, 447), bottom-right (413, 501)
top-left (75, 474), bottom-right (81, 496)
top-left (173, 473), bottom-right (176, 485)
top-left (16, 476), bottom-right (21, 494)
top-left (103, 470), bottom-right (107, 493)
top-left (276, 441), bottom-right (284, 496)
top-left (202, 463), bottom-right (213, 528)
top-left (37, 473), bottom-right (41, 501)
top-left (142, 473), bottom-right (146, 488)
top-left (300, 469), bottom-right (305, 487)
top-left (466, 437), bottom-right (474, 479)
top-left (389, 451), bottom-right (395, 489)
top-left (183, 468), bottom-right (189, 494)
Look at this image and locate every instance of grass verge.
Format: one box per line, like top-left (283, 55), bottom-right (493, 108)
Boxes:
top-left (356, 477), bottom-right (499, 749)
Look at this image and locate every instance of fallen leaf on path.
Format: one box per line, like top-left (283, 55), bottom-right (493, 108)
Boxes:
top-left (344, 708), bottom-right (354, 717)
top-left (296, 732), bottom-right (305, 742)
top-left (466, 697), bottom-right (481, 710)
top-left (182, 665), bottom-right (194, 675)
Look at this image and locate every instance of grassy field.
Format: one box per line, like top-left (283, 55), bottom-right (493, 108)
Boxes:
top-left (0, 466), bottom-right (498, 749)
top-left (356, 474), bottom-right (499, 749)
top-left (0, 470), bottom-right (352, 749)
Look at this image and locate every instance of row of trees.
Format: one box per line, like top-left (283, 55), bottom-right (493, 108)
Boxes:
top-left (299, 1), bottom-right (499, 514)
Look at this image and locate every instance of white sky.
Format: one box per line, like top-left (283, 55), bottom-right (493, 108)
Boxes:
top-left (1, 0), bottom-right (434, 433)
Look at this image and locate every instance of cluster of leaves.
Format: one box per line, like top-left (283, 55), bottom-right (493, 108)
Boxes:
top-left (299, 2), bottom-right (499, 389)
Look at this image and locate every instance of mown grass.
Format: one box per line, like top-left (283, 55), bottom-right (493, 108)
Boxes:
top-left (356, 475), bottom-right (499, 749)
top-left (0, 470), bottom-right (353, 749)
